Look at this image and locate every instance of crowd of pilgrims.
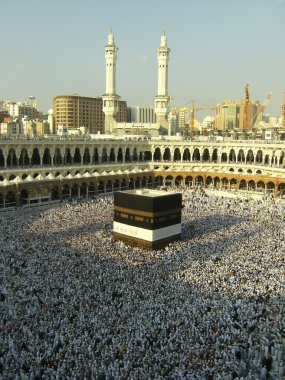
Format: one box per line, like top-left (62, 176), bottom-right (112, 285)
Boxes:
top-left (0, 186), bottom-right (285, 379)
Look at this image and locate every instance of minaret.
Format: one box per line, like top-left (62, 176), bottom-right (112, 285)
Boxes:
top-left (102, 29), bottom-right (120, 134)
top-left (154, 31), bottom-right (171, 132)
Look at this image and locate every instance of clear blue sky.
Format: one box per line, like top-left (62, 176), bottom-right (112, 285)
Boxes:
top-left (1, 0), bottom-right (284, 119)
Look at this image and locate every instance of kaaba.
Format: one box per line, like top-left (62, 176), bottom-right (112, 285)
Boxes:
top-left (113, 189), bottom-right (182, 250)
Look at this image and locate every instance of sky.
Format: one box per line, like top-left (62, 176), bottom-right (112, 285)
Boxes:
top-left (0, 0), bottom-right (284, 119)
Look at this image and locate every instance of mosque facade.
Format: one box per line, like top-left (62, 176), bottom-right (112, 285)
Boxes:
top-left (1, 31), bottom-right (285, 208)
top-left (1, 138), bottom-right (285, 208)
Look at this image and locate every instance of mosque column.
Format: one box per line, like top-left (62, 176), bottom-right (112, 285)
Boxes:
top-left (3, 153), bottom-right (7, 168)
top-left (70, 149), bottom-right (75, 165)
top-left (80, 149), bottom-right (84, 165)
top-left (15, 150), bottom-right (20, 167)
top-left (39, 150), bottom-right (44, 167)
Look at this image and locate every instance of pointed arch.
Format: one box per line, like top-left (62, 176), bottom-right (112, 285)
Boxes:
top-left (153, 147), bottom-right (161, 161)
top-left (117, 148), bottom-right (123, 162)
top-left (173, 148), bottom-right (181, 162)
top-left (239, 179), bottom-right (247, 190)
top-left (83, 148), bottom-right (91, 164)
top-left (202, 148), bottom-right (210, 162)
top-left (125, 148), bottom-right (131, 162)
top-left (31, 148), bottom-right (40, 166)
top-left (229, 149), bottom-right (236, 162)
top-left (185, 175), bottom-right (193, 186)
top-left (93, 148), bottom-right (99, 164)
top-left (230, 178), bottom-right (237, 189)
top-left (19, 148), bottom-right (29, 166)
top-left (74, 148), bottom-right (81, 164)
top-left (43, 148), bottom-right (51, 165)
top-left (133, 147), bottom-right (138, 162)
top-left (248, 180), bottom-right (255, 190)
top-left (64, 148), bottom-right (72, 165)
top-left (267, 182), bottom-right (275, 192)
top-left (212, 148), bottom-right (218, 162)
top-left (54, 148), bottom-right (62, 166)
top-left (195, 176), bottom-right (204, 185)
top-left (221, 153), bottom-right (227, 163)
top-left (7, 148), bottom-right (17, 167)
top-left (237, 149), bottom-right (245, 163)
top-left (175, 175), bottom-right (183, 186)
top-left (163, 147), bottom-right (171, 161)
top-left (192, 148), bottom-right (200, 162)
top-left (255, 149), bottom-right (263, 164)
top-left (183, 148), bottom-right (190, 161)
top-left (221, 177), bottom-right (228, 188)
top-left (257, 181), bottom-right (265, 191)
top-left (101, 148), bottom-right (108, 163)
top-left (206, 176), bottom-right (213, 186)
top-left (214, 176), bottom-right (221, 188)
top-left (246, 149), bottom-right (254, 163)
top-left (109, 148), bottom-right (116, 162)
top-left (155, 175), bottom-right (163, 187)
top-left (165, 175), bottom-right (173, 186)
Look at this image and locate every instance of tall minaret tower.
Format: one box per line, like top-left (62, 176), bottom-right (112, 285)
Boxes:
top-left (102, 29), bottom-right (120, 134)
top-left (154, 31), bottom-right (171, 132)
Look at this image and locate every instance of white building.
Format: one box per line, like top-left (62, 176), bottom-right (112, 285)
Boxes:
top-left (115, 122), bottom-right (160, 137)
top-left (48, 109), bottom-right (54, 134)
top-left (6, 101), bottom-right (41, 120)
top-left (202, 116), bottom-right (214, 131)
top-left (127, 106), bottom-right (156, 124)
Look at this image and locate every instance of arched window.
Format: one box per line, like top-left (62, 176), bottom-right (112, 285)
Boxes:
top-left (192, 148), bottom-right (200, 162)
top-left (74, 148), bottom-right (81, 164)
top-left (31, 148), bottom-right (40, 166)
top-left (83, 148), bottom-right (90, 164)
top-left (202, 149), bottom-right (210, 162)
top-left (173, 148), bottom-right (181, 162)
top-left (163, 148), bottom-right (171, 161)
top-left (153, 147), bottom-right (161, 161)
top-left (19, 149), bottom-right (29, 166)
top-left (7, 148), bottom-right (17, 167)
top-left (43, 148), bottom-right (51, 165)
top-left (64, 148), bottom-right (72, 165)
top-left (183, 148), bottom-right (190, 161)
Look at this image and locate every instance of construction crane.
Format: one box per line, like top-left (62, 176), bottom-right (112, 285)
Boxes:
top-left (252, 91), bottom-right (273, 128)
top-left (282, 92), bottom-right (285, 128)
top-left (189, 100), bottom-right (215, 137)
top-left (242, 83), bottom-right (250, 130)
